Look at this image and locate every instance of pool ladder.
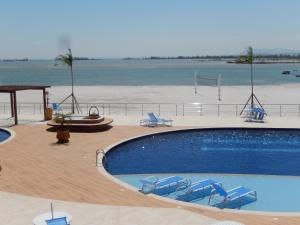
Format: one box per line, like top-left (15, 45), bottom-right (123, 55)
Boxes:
top-left (96, 149), bottom-right (107, 167)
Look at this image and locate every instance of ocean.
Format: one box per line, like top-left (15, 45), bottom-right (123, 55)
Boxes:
top-left (0, 59), bottom-right (299, 86)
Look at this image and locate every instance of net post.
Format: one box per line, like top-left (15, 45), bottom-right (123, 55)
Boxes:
top-left (218, 74), bottom-right (221, 101)
top-left (194, 71), bottom-right (198, 95)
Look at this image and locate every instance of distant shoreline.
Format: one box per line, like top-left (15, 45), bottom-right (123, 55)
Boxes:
top-left (227, 60), bottom-right (300, 64)
top-left (73, 57), bottom-right (102, 61)
top-left (123, 54), bottom-right (300, 63)
top-left (2, 56), bottom-right (300, 63)
top-left (0, 57), bottom-right (103, 62)
top-left (1, 58), bottom-right (29, 62)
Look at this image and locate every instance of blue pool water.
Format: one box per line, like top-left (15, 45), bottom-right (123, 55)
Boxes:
top-left (105, 128), bottom-right (300, 176)
top-left (105, 128), bottom-right (300, 212)
top-left (0, 129), bottom-right (10, 143)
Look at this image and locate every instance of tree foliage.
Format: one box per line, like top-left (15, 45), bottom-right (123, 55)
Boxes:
top-left (246, 46), bottom-right (254, 64)
top-left (236, 46), bottom-right (254, 64)
top-left (55, 49), bottom-right (73, 67)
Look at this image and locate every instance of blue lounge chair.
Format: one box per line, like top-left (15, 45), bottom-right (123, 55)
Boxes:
top-left (245, 107), bottom-right (266, 122)
top-left (140, 175), bottom-right (188, 195)
top-left (140, 113), bottom-right (173, 127)
top-left (140, 114), bottom-right (158, 127)
top-left (52, 103), bottom-right (63, 115)
top-left (208, 183), bottom-right (257, 209)
top-left (256, 108), bottom-right (266, 120)
top-left (176, 179), bottom-right (219, 201)
top-left (46, 217), bottom-right (68, 225)
top-left (148, 113), bottom-right (173, 126)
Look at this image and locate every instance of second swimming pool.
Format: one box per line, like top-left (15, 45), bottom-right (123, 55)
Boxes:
top-left (0, 129), bottom-right (11, 143)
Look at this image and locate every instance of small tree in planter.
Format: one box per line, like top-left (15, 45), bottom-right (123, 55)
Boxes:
top-left (54, 114), bottom-right (70, 144)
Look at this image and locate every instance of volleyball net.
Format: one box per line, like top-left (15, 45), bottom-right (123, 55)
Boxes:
top-left (194, 72), bottom-right (222, 101)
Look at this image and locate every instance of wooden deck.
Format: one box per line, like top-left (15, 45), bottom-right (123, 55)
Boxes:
top-left (0, 125), bottom-right (299, 225)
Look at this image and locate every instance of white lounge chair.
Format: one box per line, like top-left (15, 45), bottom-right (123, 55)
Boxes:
top-left (140, 175), bottom-right (188, 194)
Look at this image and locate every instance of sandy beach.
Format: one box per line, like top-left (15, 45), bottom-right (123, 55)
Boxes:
top-left (0, 84), bottom-right (300, 104)
top-left (1, 84), bottom-right (300, 121)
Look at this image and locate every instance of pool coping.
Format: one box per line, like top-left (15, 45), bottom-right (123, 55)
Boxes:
top-left (97, 126), bottom-right (300, 217)
top-left (0, 128), bottom-right (16, 145)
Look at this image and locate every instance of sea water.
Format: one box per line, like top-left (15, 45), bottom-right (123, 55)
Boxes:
top-left (0, 59), bottom-right (300, 86)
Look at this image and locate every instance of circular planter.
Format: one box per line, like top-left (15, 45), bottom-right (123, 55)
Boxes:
top-left (56, 128), bottom-right (70, 143)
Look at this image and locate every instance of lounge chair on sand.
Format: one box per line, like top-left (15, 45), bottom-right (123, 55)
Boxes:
top-left (208, 183), bottom-right (257, 209)
top-left (176, 179), bottom-right (219, 201)
top-left (244, 107), bottom-right (266, 122)
top-left (52, 103), bottom-right (63, 115)
top-left (140, 112), bottom-right (173, 127)
top-left (140, 175), bottom-right (188, 194)
top-left (46, 217), bottom-right (68, 225)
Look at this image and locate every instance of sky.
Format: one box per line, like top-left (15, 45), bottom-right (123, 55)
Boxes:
top-left (1, 0), bottom-right (300, 58)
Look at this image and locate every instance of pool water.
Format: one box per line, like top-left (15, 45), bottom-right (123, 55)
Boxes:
top-left (105, 128), bottom-right (300, 212)
top-left (105, 128), bottom-right (300, 176)
top-left (117, 173), bottom-right (300, 212)
top-left (0, 129), bottom-right (10, 143)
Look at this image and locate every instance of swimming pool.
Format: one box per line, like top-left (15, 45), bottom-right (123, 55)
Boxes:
top-left (104, 128), bottom-right (300, 212)
top-left (0, 129), bottom-right (11, 143)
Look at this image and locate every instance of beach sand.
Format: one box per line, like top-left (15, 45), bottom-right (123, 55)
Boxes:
top-left (0, 84), bottom-right (299, 104)
top-left (1, 84), bottom-right (300, 121)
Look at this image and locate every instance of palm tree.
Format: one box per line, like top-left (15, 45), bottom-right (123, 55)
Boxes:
top-left (246, 46), bottom-right (254, 107)
top-left (56, 49), bottom-right (78, 114)
top-left (240, 46), bottom-right (265, 115)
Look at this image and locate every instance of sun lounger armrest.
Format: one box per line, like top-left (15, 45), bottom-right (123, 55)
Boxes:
top-left (140, 180), bottom-right (155, 186)
top-left (140, 176), bottom-right (158, 185)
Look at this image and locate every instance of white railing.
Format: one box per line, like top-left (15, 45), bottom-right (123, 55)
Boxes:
top-left (1, 102), bottom-right (300, 117)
